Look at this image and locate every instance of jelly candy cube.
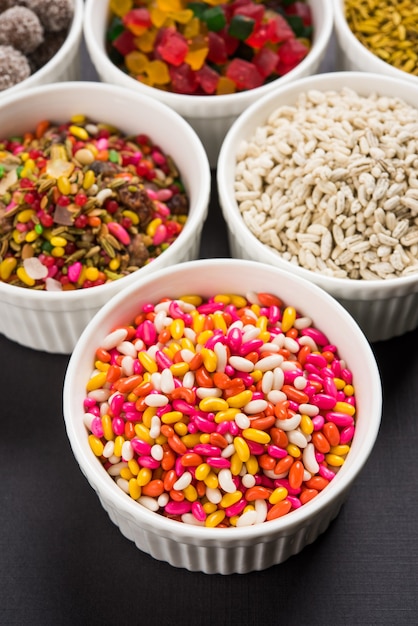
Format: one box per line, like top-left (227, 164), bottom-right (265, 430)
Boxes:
top-left (286, 2), bottom-right (313, 27)
top-left (226, 58), bottom-right (264, 90)
top-left (253, 46), bottom-right (278, 78)
top-left (123, 8), bottom-right (152, 37)
top-left (207, 31), bottom-right (228, 65)
top-left (169, 63), bottom-right (199, 94)
top-left (112, 29), bottom-right (136, 56)
top-left (196, 63), bottom-right (219, 94)
top-left (156, 28), bottom-right (189, 67)
top-left (202, 5), bottom-right (226, 32)
top-left (228, 14), bottom-right (255, 41)
top-left (278, 38), bottom-right (309, 67)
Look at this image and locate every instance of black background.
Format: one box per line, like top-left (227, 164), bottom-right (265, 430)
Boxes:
top-left (1, 29), bottom-right (418, 626)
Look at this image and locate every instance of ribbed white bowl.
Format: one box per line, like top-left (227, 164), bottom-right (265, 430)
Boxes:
top-left (217, 71), bottom-right (418, 342)
top-left (83, 0), bottom-right (334, 167)
top-left (63, 258), bottom-right (382, 574)
top-left (334, 0), bottom-right (418, 85)
top-left (0, 82), bottom-right (210, 353)
top-left (0, 0), bottom-right (84, 99)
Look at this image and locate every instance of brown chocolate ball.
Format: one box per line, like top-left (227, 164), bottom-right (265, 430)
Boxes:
top-left (0, 44), bottom-right (31, 91)
top-left (0, 7), bottom-right (44, 55)
top-left (22, 0), bottom-right (74, 33)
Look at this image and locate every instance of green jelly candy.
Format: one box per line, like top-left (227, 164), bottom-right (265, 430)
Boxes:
top-left (228, 15), bottom-right (255, 41)
top-left (202, 6), bottom-right (226, 32)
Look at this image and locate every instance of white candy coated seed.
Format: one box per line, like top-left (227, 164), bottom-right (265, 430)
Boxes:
top-left (102, 441), bottom-right (115, 458)
top-left (261, 370), bottom-right (274, 394)
top-left (241, 473), bottom-right (256, 488)
top-left (206, 487), bottom-right (222, 504)
top-left (276, 413), bottom-right (302, 431)
top-left (144, 393), bottom-right (169, 407)
top-left (267, 389), bottom-right (287, 404)
top-left (196, 386), bottom-right (223, 398)
top-left (235, 412), bottom-right (251, 429)
top-left (107, 461), bottom-right (128, 476)
top-left (121, 355), bottom-right (134, 377)
top-left (158, 493), bottom-right (169, 507)
top-left (160, 368), bottom-right (175, 394)
top-left (116, 477), bottom-right (129, 493)
top-left (244, 399), bottom-right (268, 414)
top-left (151, 444), bottom-right (164, 461)
top-left (287, 429), bottom-right (308, 448)
top-left (117, 341), bottom-right (137, 358)
top-left (139, 496), bottom-right (160, 511)
top-left (121, 440), bottom-right (134, 461)
top-left (228, 356), bottom-right (254, 372)
top-left (236, 510), bottom-right (258, 527)
top-left (217, 468), bottom-right (236, 494)
top-left (255, 498), bottom-right (268, 524)
top-left (173, 471), bottom-right (192, 491)
top-left (299, 402), bottom-right (319, 417)
top-left (101, 327), bottom-right (128, 350)
top-left (303, 443), bottom-right (319, 474)
top-left (214, 342), bottom-right (227, 372)
top-left (149, 415), bottom-right (161, 439)
top-left (221, 443), bottom-right (236, 458)
top-left (255, 354), bottom-right (284, 371)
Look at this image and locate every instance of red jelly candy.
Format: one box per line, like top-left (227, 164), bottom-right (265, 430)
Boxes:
top-left (286, 2), bottom-right (313, 27)
top-left (207, 31), bottom-right (228, 65)
top-left (169, 63), bottom-right (199, 94)
top-left (233, 2), bottom-right (264, 28)
top-left (156, 28), bottom-right (189, 67)
top-left (112, 30), bottom-right (136, 56)
top-left (277, 38), bottom-right (309, 69)
top-left (226, 58), bottom-right (264, 90)
top-left (196, 64), bottom-right (219, 94)
top-left (123, 8), bottom-right (152, 36)
top-left (253, 46), bottom-right (278, 78)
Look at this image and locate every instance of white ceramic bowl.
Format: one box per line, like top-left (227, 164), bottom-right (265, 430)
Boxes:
top-left (217, 71), bottom-right (418, 342)
top-left (0, 0), bottom-right (84, 99)
top-left (63, 258), bottom-right (382, 574)
top-left (0, 81), bottom-right (210, 354)
top-left (334, 0), bottom-right (418, 84)
top-left (83, 0), bottom-right (334, 167)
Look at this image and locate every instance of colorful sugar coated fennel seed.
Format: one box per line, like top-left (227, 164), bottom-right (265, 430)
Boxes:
top-left (0, 116), bottom-right (189, 291)
top-left (344, 0), bottom-right (418, 77)
top-left (84, 291), bottom-right (357, 528)
top-left (106, 0), bottom-right (313, 95)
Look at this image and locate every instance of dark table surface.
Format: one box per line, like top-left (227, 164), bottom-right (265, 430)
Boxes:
top-left (1, 33), bottom-right (418, 626)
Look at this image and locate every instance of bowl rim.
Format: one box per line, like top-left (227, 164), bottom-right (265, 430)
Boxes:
top-left (0, 0), bottom-right (84, 99)
top-left (0, 80), bottom-right (211, 303)
top-left (217, 70), bottom-right (418, 296)
top-left (63, 257), bottom-right (382, 544)
top-left (83, 0), bottom-right (335, 112)
top-left (333, 0), bottom-right (418, 83)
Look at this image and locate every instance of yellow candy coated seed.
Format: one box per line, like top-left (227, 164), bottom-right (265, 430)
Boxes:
top-left (138, 352), bottom-right (158, 373)
top-left (120, 467), bottom-right (134, 480)
top-left (220, 491), bottom-right (242, 508)
top-left (50, 237), bottom-right (68, 248)
top-left (287, 444), bottom-right (301, 458)
top-left (51, 246), bottom-right (65, 258)
top-left (174, 421), bottom-right (188, 436)
top-left (195, 463), bottom-right (211, 481)
top-left (199, 397), bottom-right (229, 412)
top-left (57, 176), bottom-right (71, 195)
top-left (86, 371), bottom-right (107, 391)
top-left (230, 452), bottom-right (243, 476)
top-left (16, 266), bottom-right (35, 286)
top-left (134, 423), bottom-right (154, 445)
top-left (85, 267), bottom-right (99, 282)
top-left (203, 501), bottom-right (217, 515)
top-left (0, 257), bottom-right (17, 280)
top-left (101, 414), bottom-right (114, 441)
top-left (205, 509), bottom-right (226, 528)
top-left (137, 467), bottom-right (152, 486)
top-left (281, 306), bottom-right (296, 332)
top-left (300, 414), bottom-right (314, 435)
top-left (245, 455), bottom-right (259, 475)
top-left (242, 428), bottom-right (271, 445)
top-left (128, 478), bottom-right (141, 500)
top-left (17, 209), bottom-right (36, 223)
top-left (83, 169), bottom-right (96, 189)
top-left (69, 124), bottom-right (89, 140)
top-left (227, 390), bottom-right (253, 409)
top-left (170, 318), bottom-right (185, 340)
top-left (330, 445), bottom-right (350, 456)
top-left (142, 406), bottom-right (156, 428)
top-left (269, 487), bottom-right (288, 505)
top-left (344, 384), bottom-right (355, 396)
top-left (196, 329), bottom-right (213, 345)
top-left (180, 294), bottom-right (203, 306)
top-left (200, 347), bottom-right (217, 372)
top-left (334, 401), bottom-right (356, 416)
top-left (114, 435), bottom-right (125, 458)
top-left (183, 484), bottom-right (198, 502)
top-left (88, 434), bottom-right (104, 457)
top-left (161, 410), bottom-right (183, 424)
top-left (128, 459), bottom-right (140, 476)
top-left (169, 362), bottom-right (189, 377)
top-left (214, 408), bottom-right (239, 423)
top-left (325, 453), bottom-right (345, 467)
top-left (204, 471), bottom-right (218, 489)
top-left (234, 436), bottom-right (250, 462)
top-left (212, 311), bottom-right (227, 333)
top-left (181, 433), bottom-right (201, 448)
top-left (250, 370), bottom-right (263, 383)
